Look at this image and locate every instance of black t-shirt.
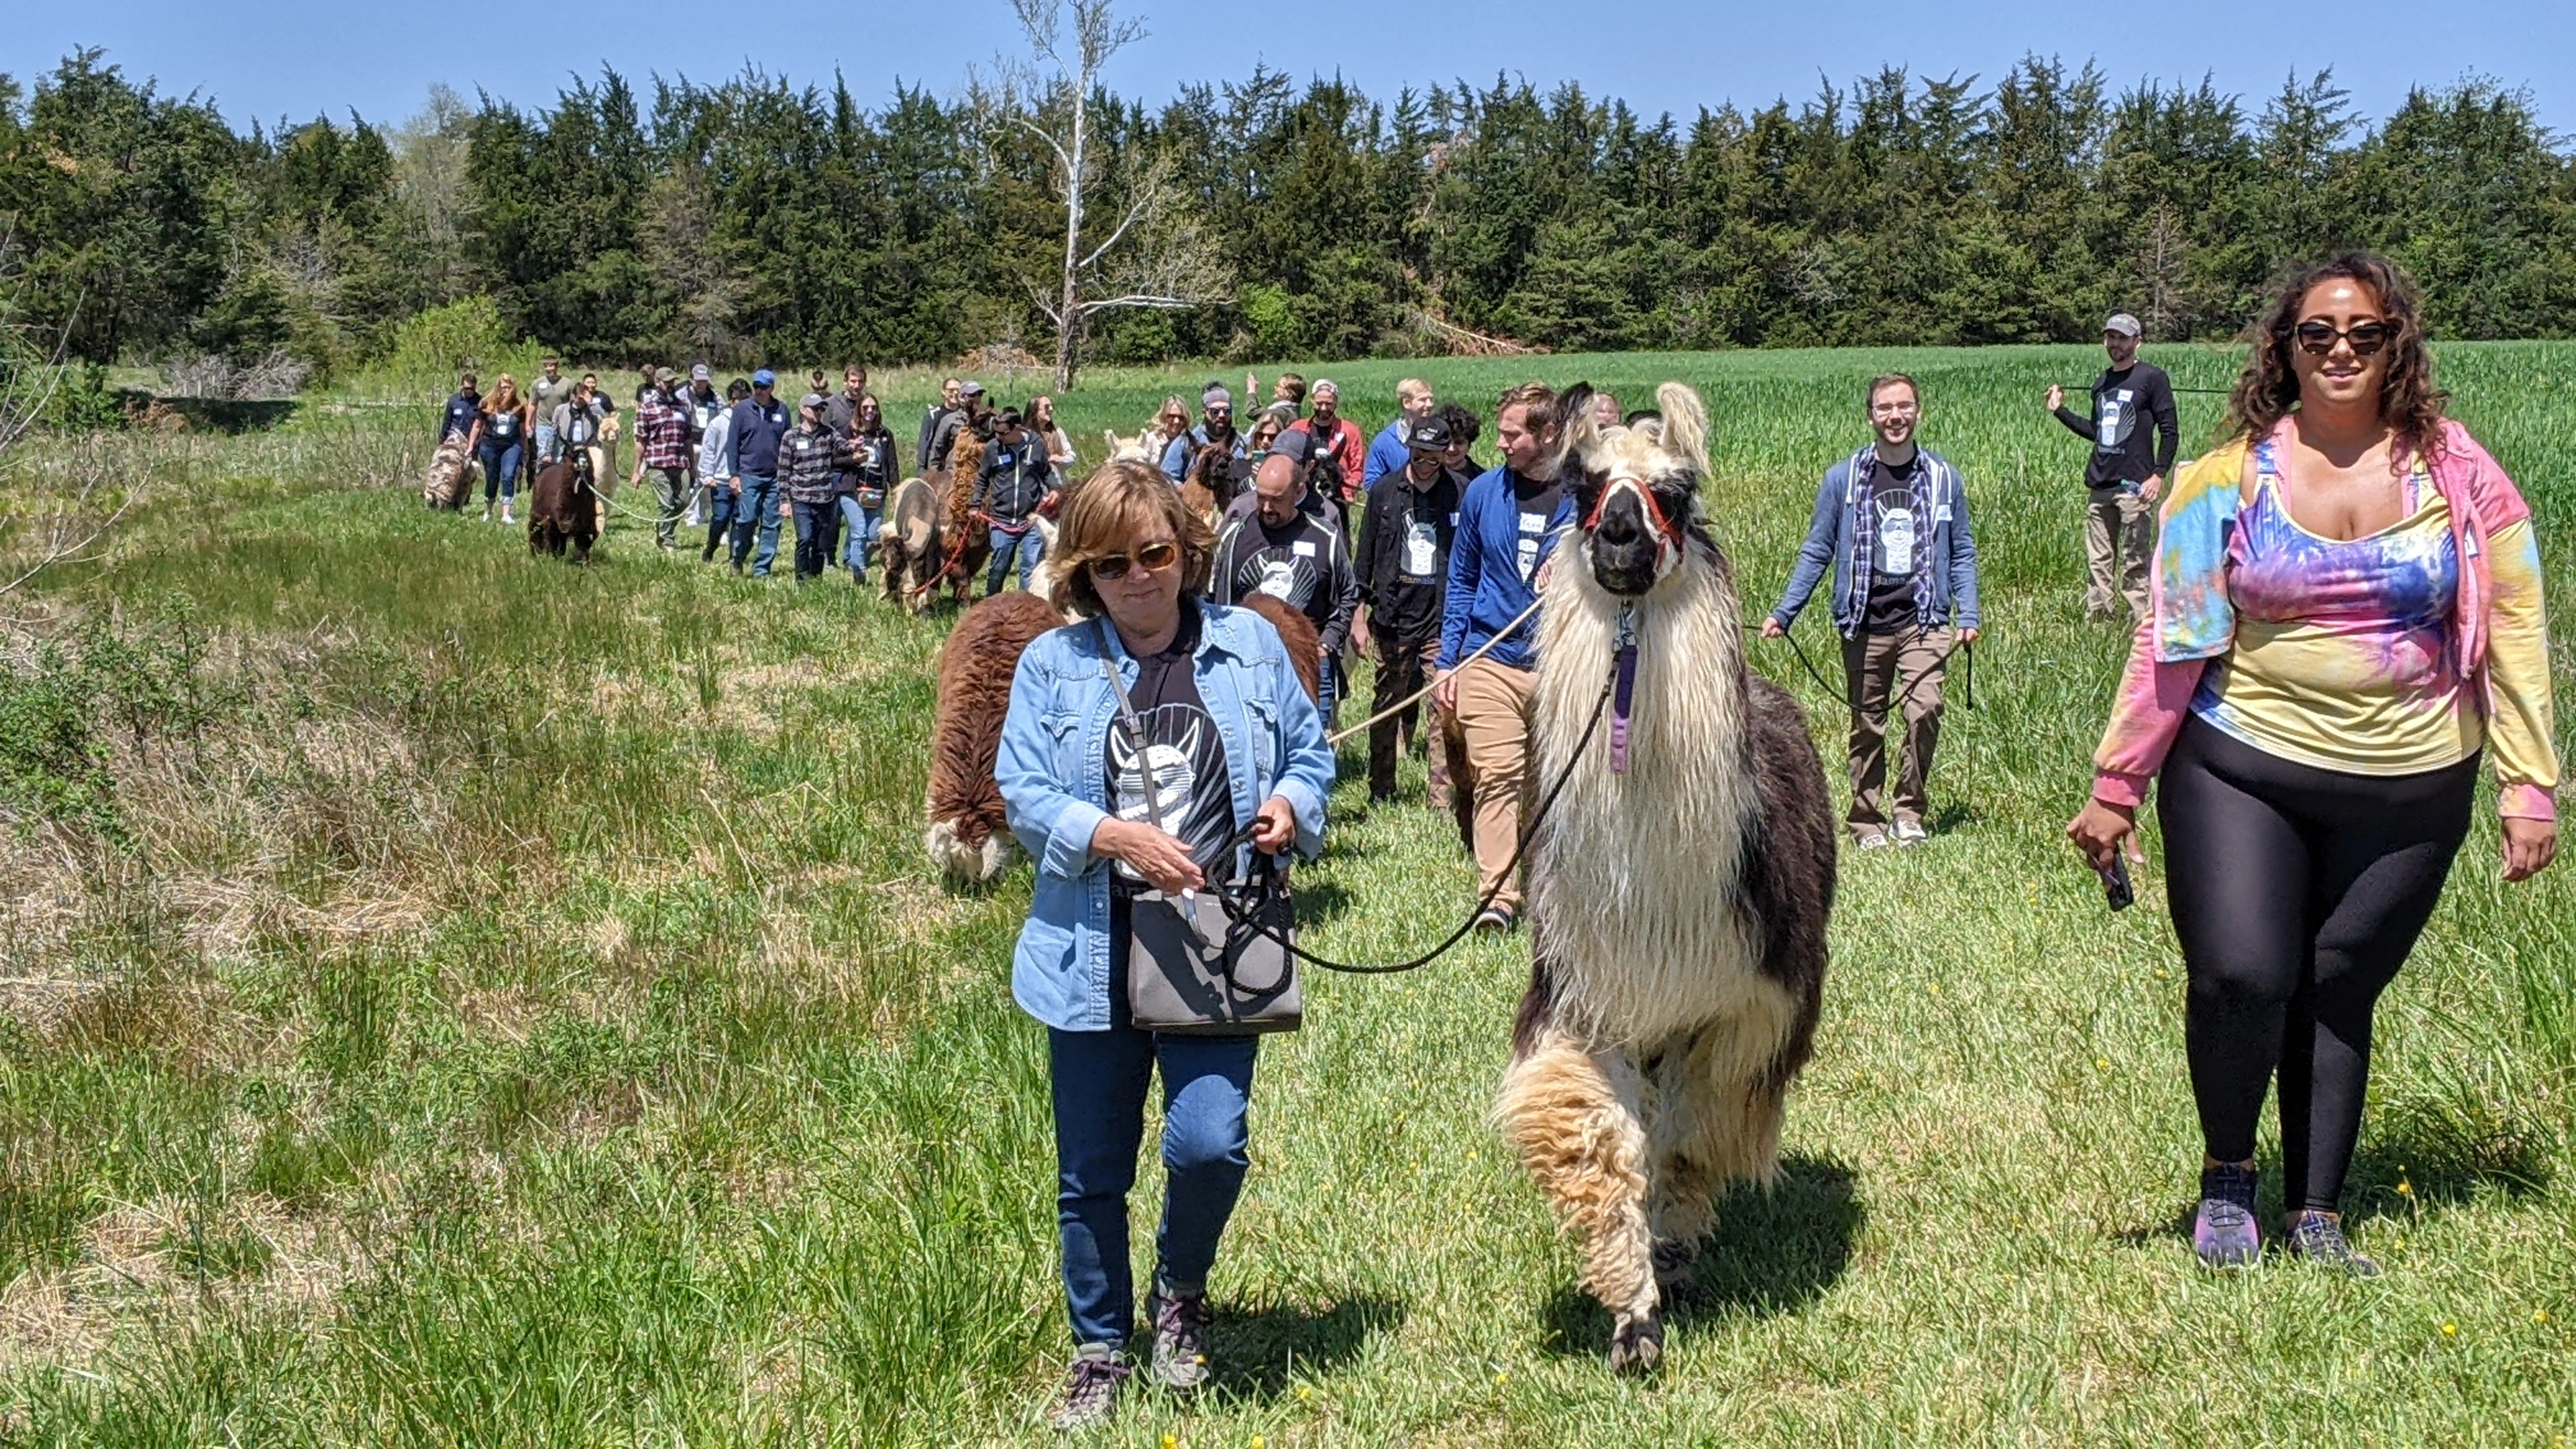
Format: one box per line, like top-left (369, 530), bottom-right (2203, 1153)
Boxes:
top-left (2055, 360), bottom-right (2177, 488)
top-left (1226, 512), bottom-right (1340, 635)
top-left (1513, 476), bottom-right (1564, 585)
top-left (1360, 465), bottom-right (1462, 644)
top-left (1862, 452), bottom-right (1924, 633)
top-left (1104, 603), bottom-right (1236, 895)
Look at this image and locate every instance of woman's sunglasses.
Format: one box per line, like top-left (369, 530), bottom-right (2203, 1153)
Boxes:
top-left (1087, 541), bottom-right (1179, 580)
top-left (2294, 319), bottom-right (2392, 357)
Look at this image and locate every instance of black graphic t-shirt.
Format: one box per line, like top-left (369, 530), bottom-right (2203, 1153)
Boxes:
top-left (1862, 453), bottom-right (1923, 633)
top-left (1514, 476), bottom-right (1564, 584)
top-left (1104, 602), bottom-right (1236, 894)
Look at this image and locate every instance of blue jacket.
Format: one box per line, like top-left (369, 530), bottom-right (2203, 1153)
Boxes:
top-left (1160, 425), bottom-right (1246, 482)
top-left (1360, 419), bottom-right (1411, 492)
top-left (1770, 445), bottom-right (1982, 638)
top-left (1436, 466), bottom-right (1575, 674)
top-left (724, 395), bottom-right (792, 478)
top-left (999, 604), bottom-right (1336, 1032)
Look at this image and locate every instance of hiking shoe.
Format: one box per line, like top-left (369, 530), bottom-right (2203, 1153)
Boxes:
top-left (1852, 826), bottom-right (1891, 851)
top-left (1046, 1343), bottom-right (1130, 1431)
top-left (2284, 1213), bottom-right (2381, 1277)
top-left (2194, 1163), bottom-right (2262, 1268)
top-left (1894, 820), bottom-right (1929, 846)
top-left (1144, 1289), bottom-right (1213, 1393)
top-left (1472, 905), bottom-right (1517, 934)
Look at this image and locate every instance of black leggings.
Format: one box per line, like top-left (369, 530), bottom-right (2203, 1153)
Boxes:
top-left (2158, 716), bottom-right (2475, 1213)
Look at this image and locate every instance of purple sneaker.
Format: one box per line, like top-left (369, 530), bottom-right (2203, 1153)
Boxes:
top-left (2194, 1163), bottom-right (2261, 1268)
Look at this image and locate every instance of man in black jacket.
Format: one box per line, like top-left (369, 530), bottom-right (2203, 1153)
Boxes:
top-left (1355, 412), bottom-right (1464, 806)
top-left (973, 410), bottom-right (1060, 594)
top-left (917, 376), bottom-right (962, 476)
top-left (2047, 312), bottom-right (2177, 623)
top-left (1211, 443), bottom-right (1359, 725)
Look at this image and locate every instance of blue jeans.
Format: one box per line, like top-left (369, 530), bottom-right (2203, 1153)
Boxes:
top-left (534, 423), bottom-right (556, 466)
top-left (730, 473), bottom-right (781, 575)
top-left (790, 498), bottom-right (840, 581)
top-left (702, 480), bottom-right (738, 553)
top-left (1049, 987), bottom-right (1258, 1348)
top-left (987, 525), bottom-right (1045, 595)
top-left (839, 495), bottom-right (880, 580)
top-left (478, 438), bottom-right (523, 504)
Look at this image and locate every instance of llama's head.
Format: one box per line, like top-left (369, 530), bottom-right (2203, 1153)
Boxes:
top-left (1104, 429), bottom-right (1153, 465)
top-left (1552, 381), bottom-right (1714, 598)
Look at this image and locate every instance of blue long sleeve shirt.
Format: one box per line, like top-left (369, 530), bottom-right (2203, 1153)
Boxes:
top-left (1436, 465), bottom-right (1574, 674)
top-left (1360, 419), bottom-right (1411, 492)
top-left (724, 395), bottom-right (792, 478)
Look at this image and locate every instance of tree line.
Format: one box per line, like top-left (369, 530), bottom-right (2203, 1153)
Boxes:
top-left (3, 45), bottom-right (2571, 390)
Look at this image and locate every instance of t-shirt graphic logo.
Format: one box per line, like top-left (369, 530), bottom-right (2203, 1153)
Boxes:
top-left (1403, 517), bottom-right (1439, 578)
top-left (1877, 503), bottom-right (1915, 576)
top-left (1255, 558), bottom-right (1299, 600)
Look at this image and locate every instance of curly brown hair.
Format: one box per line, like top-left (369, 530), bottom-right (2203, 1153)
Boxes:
top-left (2225, 252), bottom-right (2448, 466)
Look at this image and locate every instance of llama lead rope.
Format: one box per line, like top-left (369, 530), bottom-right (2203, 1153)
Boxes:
top-left (1609, 603), bottom-right (1638, 773)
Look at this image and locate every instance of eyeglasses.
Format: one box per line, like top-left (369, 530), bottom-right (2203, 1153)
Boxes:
top-left (2294, 319), bottom-right (2391, 357)
top-left (1087, 541), bottom-right (1180, 580)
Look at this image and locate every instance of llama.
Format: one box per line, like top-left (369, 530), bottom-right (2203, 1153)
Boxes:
top-left (423, 435), bottom-right (474, 510)
top-left (925, 588), bottom-right (1322, 881)
top-left (1493, 382), bottom-right (1835, 1374)
top-left (879, 476), bottom-right (943, 612)
top-left (525, 449), bottom-right (600, 561)
top-left (1101, 429), bottom-right (1155, 465)
top-left (940, 429), bottom-right (993, 607)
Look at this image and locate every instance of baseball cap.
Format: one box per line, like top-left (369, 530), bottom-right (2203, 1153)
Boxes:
top-left (690, 363), bottom-right (710, 382)
top-left (1404, 414), bottom-right (1453, 453)
top-left (1310, 378), bottom-right (1339, 400)
top-left (800, 392), bottom-right (827, 411)
top-left (752, 368), bottom-right (777, 388)
top-left (2104, 313), bottom-right (2143, 337)
top-left (1265, 429), bottom-right (1320, 465)
top-left (959, 381), bottom-right (986, 398)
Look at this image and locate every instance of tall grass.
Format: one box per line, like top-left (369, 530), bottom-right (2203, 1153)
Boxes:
top-left (0, 344), bottom-right (2570, 1442)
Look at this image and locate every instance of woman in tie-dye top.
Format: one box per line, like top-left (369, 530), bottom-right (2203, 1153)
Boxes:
top-left (2068, 254), bottom-right (2558, 1277)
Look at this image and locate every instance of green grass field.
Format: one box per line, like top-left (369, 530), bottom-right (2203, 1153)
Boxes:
top-left (2, 345), bottom-right (2573, 1442)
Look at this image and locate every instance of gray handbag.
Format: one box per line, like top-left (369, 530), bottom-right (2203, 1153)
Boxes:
top-left (1098, 623), bottom-right (1301, 1036)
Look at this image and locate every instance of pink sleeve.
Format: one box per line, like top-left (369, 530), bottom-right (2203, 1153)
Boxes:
top-left (2090, 610), bottom-right (2209, 808)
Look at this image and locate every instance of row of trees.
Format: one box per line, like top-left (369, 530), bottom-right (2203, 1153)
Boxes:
top-left (4, 38), bottom-right (2573, 390)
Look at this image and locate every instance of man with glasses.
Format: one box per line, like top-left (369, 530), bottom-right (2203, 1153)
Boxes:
top-left (1160, 383), bottom-right (1245, 484)
top-left (2047, 312), bottom-right (2177, 623)
top-left (1210, 438), bottom-right (1358, 724)
top-left (1764, 374), bottom-right (1982, 850)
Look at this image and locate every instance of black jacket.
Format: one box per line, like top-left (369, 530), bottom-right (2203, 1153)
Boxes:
top-left (1356, 464), bottom-right (1464, 644)
top-left (972, 437), bottom-right (1058, 527)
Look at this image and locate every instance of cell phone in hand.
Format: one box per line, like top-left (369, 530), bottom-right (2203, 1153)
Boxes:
top-left (2099, 853), bottom-right (2135, 912)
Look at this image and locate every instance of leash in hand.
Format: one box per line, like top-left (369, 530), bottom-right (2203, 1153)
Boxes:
top-left (1768, 619), bottom-right (1976, 715)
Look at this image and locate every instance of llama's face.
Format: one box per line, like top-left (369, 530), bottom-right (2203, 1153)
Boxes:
top-left (1557, 382), bottom-right (1714, 598)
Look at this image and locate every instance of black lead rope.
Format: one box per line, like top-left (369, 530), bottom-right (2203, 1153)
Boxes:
top-left (1772, 623), bottom-right (1976, 716)
top-left (1217, 663), bottom-right (1620, 977)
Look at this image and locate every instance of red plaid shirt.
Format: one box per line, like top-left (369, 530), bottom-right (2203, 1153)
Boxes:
top-left (637, 394), bottom-right (694, 470)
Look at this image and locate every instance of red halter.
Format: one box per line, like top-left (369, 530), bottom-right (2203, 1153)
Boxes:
top-left (1582, 475), bottom-right (1684, 572)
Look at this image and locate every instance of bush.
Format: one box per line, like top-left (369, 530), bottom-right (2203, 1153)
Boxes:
top-left (0, 600), bottom-right (240, 844)
top-left (379, 298), bottom-right (522, 385)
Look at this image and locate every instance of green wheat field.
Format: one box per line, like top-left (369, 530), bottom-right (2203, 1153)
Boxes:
top-left (3, 345), bottom-right (2573, 1442)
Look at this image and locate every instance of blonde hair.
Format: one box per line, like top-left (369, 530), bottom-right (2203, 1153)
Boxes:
top-left (480, 374), bottom-right (520, 414)
top-left (1049, 459), bottom-right (1216, 618)
top-left (1152, 396), bottom-right (1189, 435)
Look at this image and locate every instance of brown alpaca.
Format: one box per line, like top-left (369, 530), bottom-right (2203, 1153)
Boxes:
top-left (525, 452), bottom-right (598, 561)
top-left (924, 590), bottom-right (1324, 882)
top-left (941, 429), bottom-right (991, 606)
top-left (1178, 444), bottom-right (1240, 527)
top-left (879, 476), bottom-right (943, 612)
top-left (1493, 383), bottom-right (1834, 1374)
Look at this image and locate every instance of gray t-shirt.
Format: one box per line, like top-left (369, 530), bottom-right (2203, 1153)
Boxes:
top-left (532, 374), bottom-right (579, 428)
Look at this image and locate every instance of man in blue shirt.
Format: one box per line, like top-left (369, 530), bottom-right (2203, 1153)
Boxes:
top-left (439, 372), bottom-right (480, 442)
top-left (1160, 383), bottom-right (1246, 483)
top-left (724, 369), bottom-right (793, 578)
top-left (1432, 382), bottom-right (1570, 932)
top-left (1359, 377), bottom-right (1437, 493)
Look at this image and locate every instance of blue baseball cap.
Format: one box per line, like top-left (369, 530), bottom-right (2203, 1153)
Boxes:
top-left (751, 368), bottom-right (777, 388)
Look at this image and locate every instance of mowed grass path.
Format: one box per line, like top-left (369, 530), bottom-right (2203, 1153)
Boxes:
top-left (3, 346), bottom-right (2573, 1441)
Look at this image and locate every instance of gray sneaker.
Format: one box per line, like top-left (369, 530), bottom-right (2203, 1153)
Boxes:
top-left (1046, 1344), bottom-right (1130, 1431)
top-left (2194, 1163), bottom-right (2261, 1269)
top-left (1144, 1289), bottom-right (1213, 1392)
top-left (1472, 905), bottom-right (1517, 934)
top-left (2285, 1212), bottom-right (2381, 1277)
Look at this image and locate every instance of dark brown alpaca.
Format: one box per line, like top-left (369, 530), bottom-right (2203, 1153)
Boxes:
top-left (1179, 444), bottom-right (1238, 526)
top-left (941, 430), bottom-right (991, 606)
top-left (525, 451), bottom-right (598, 561)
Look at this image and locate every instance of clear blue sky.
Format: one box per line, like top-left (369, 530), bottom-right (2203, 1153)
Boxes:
top-left (11, 0), bottom-right (2569, 139)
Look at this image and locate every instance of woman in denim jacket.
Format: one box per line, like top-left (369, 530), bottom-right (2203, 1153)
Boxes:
top-left (996, 459), bottom-right (1334, 1429)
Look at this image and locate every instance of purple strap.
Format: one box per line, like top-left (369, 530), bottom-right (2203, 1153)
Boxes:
top-left (1610, 639), bottom-right (1638, 773)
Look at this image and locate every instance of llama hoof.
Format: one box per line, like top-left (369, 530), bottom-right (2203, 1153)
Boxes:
top-left (1607, 1312), bottom-right (1663, 1375)
top-left (1652, 1240), bottom-right (1698, 1291)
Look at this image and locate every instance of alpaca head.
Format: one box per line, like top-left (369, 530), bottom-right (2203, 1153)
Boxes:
top-left (1552, 381), bottom-right (1713, 598)
top-left (1104, 429), bottom-right (1153, 465)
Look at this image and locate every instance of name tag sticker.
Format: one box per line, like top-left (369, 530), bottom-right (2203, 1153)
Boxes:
top-left (1935, 505), bottom-right (1952, 522)
top-left (1518, 513), bottom-right (1546, 533)
top-left (1291, 540), bottom-right (1317, 557)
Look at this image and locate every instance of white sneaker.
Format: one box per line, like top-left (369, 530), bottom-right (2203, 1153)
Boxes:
top-left (500, 507), bottom-right (515, 525)
top-left (1894, 820), bottom-right (1929, 846)
top-left (480, 506), bottom-right (492, 523)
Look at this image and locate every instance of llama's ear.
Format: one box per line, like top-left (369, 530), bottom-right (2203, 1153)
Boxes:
top-left (1555, 381), bottom-right (1599, 472)
top-left (1656, 382), bottom-right (1710, 472)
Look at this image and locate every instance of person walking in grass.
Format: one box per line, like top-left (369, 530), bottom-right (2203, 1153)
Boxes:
top-left (2070, 253), bottom-right (2559, 1276)
top-left (1432, 383), bottom-right (1570, 932)
top-left (1028, 394), bottom-right (1078, 474)
top-left (725, 370), bottom-right (792, 578)
top-left (2048, 312), bottom-right (2178, 622)
top-left (782, 392), bottom-right (853, 584)
top-left (631, 371), bottom-right (695, 551)
top-left (1159, 384), bottom-right (1244, 484)
top-left (1360, 377), bottom-right (1438, 492)
top-left (1356, 409), bottom-right (1462, 806)
top-left (472, 374), bottom-right (533, 526)
top-left (918, 376), bottom-right (964, 477)
top-left (1764, 373), bottom-right (1982, 850)
top-left (1284, 379), bottom-right (1368, 535)
top-left (682, 363), bottom-right (723, 528)
top-left (440, 370), bottom-right (482, 446)
top-left (696, 378), bottom-right (750, 563)
top-left (531, 357), bottom-right (575, 465)
top-left (839, 394), bottom-right (896, 586)
top-left (975, 409), bottom-right (1061, 595)
top-left (1210, 433), bottom-right (1359, 724)
top-left (1245, 371), bottom-right (1305, 431)
top-left (926, 382), bottom-right (985, 482)
top-left (996, 460), bottom-right (1332, 1430)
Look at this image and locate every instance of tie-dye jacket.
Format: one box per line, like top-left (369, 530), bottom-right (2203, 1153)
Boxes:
top-left (2092, 419), bottom-right (2557, 822)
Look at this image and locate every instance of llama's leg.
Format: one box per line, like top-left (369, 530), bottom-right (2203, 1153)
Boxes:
top-left (1648, 1010), bottom-right (1801, 1285)
top-left (1495, 1029), bottom-right (1662, 1372)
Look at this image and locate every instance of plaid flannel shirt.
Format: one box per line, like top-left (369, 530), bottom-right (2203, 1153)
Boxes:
top-left (1845, 447), bottom-right (1936, 627)
top-left (637, 395), bottom-right (694, 471)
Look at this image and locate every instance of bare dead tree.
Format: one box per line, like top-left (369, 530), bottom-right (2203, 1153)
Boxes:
top-left (0, 242), bottom-right (142, 606)
top-left (977, 0), bottom-right (1229, 391)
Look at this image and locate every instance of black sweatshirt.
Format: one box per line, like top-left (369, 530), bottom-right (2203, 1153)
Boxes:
top-left (2053, 360), bottom-right (2178, 488)
top-left (1355, 463), bottom-right (1464, 645)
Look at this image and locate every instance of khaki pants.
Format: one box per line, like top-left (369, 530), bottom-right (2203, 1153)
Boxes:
top-left (2086, 484), bottom-right (2151, 621)
top-left (1451, 659), bottom-right (1537, 915)
top-left (1841, 626), bottom-right (1949, 832)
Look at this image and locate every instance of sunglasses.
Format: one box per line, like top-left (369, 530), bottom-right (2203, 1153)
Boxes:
top-left (2294, 319), bottom-right (2392, 357)
top-left (1087, 541), bottom-right (1179, 580)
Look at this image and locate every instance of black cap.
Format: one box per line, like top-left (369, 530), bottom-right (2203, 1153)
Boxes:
top-left (1403, 415), bottom-right (1452, 453)
top-left (1265, 429), bottom-right (1319, 464)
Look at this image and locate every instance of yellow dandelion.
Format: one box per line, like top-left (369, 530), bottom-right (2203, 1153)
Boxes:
top-left (1495, 1372), bottom-right (1509, 1386)
top-left (2095, 1057), bottom-right (2110, 1071)
top-left (1929, 982), bottom-right (1941, 996)
top-left (2397, 1179), bottom-right (2414, 1197)
top-left (1253, 1438), bottom-right (1267, 1449)
top-left (1296, 1386), bottom-right (1312, 1402)
top-left (2440, 1322), bottom-right (2457, 1337)
top-left (2535, 1309), bottom-right (2550, 1324)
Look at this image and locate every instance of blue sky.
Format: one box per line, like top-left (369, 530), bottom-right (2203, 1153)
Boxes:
top-left (11, 0), bottom-right (2569, 138)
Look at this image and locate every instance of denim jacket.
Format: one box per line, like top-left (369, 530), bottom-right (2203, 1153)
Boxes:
top-left (1770, 445), bottom-right (1981, 639)
top-left (998, 602), bottom-right (1336, 1032)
